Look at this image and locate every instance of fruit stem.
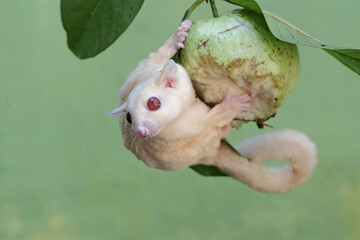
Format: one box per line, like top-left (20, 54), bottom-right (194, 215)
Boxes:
top-left (182, 0), bottom-right (205, 21)
top-left (209, 0), bottom-right (219, 17)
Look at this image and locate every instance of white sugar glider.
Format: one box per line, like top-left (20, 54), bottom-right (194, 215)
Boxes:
top-left (106, 20), bottom-right (317, 193)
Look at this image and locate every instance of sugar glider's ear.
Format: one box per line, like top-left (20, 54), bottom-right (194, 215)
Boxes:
top-left (158, 59), bottom-right (179, 88)
top-left (104, 102), bottom-right (127, 116)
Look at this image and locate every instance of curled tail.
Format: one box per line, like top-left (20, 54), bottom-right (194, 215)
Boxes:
top-left (214, 129), bottom-right (318, 193)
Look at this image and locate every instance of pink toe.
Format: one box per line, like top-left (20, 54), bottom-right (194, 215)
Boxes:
top-left (176, 43), bottom-right (184, 49)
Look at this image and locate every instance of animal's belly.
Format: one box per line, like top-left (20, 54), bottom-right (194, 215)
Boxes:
top-left (138, 133), bottom-right (222, 171)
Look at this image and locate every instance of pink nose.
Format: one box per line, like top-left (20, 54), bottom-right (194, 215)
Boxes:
top-left (137, 126), bottom-right (150, 139)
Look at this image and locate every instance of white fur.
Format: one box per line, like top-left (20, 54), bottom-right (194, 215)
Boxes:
top-left (215, 129), bottom-right (317, 193)
top-left (107, 21), bottom-right (318, 193)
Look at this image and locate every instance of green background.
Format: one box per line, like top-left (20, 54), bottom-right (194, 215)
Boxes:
top-left (1, 0), bottom-right (360, 239)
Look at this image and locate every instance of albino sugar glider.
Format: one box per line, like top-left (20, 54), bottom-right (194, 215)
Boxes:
top-left (106, 20), bottom-right (317, 193)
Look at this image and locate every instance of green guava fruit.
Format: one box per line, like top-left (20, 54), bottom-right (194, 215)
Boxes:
top-left (180, 9), bottom-right (300, 126)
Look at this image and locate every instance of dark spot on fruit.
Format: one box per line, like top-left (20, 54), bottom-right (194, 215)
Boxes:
top-left (199, 39), bottom-right (209, 48)
top-left (321, 44), bottom-right (326, 47)
top-left (275, 98), bottom-right (278, 102)
top-left (218, 25), bottom-right (241, 34)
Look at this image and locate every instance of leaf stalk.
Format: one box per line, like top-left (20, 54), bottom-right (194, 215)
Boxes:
top-left (209, 0), bottom-right (219, 17)
top-left (182, 0), bottom-right (205, 20)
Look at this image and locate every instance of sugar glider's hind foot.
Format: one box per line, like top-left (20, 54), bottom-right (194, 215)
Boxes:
top-left (176, 20), bottom-right (192, 49)
top-left (178, 20), bottom-right (192, 31)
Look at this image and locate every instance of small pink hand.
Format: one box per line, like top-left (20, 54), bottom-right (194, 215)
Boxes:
top-left (222, 90), bottom-right (252, 112)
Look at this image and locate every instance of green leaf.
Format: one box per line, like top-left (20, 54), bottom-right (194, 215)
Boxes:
top-left (190, 164), bottom-right (228, 177)
top-left (324, 49), bottom-right (360, 75)
top-left (190, 140), bottom-right (246, 177)
top-left (224, 0), bottom-right (360, 75)
top-left (61, 0), bottom-right (144, 59)
top-left (225, 0), bottom-right (262, 14)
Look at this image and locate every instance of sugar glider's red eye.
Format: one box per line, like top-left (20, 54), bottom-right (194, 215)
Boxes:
top-left (147, 97), bottom-right (161, 111)
top-left (126, 112), bottom-right (132, 124)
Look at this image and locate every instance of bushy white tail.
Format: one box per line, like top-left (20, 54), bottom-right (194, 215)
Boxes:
top-left (215, 129), bottom-right (317, 193)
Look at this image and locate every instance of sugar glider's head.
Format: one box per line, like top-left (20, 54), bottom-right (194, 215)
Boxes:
top-left (107, 60), bottom-right (195, 139)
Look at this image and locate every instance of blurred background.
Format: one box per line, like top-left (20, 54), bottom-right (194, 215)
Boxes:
top-left (1, 0), bottom-right (360, 239)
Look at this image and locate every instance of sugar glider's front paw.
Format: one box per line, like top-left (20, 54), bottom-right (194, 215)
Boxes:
top-left (176, 20), bottom-right (192, 49)
top-left (222, 91), bottom-right (251, 112)
top-left (206, 91), bottom-right (251, 128)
